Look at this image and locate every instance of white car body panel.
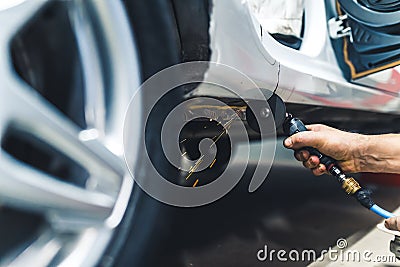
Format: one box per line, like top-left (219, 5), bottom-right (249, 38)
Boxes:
top-left (192, 0), bottom-right (400, 114)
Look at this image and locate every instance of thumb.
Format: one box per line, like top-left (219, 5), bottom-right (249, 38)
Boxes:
top-left (284, 131), bottom-right (326, 150)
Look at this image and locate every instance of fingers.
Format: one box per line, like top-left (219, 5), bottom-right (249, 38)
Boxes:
top-left (294, 150), bottom-right (309, 161)
top-left (385, 217), bottom-right (400, 231)
top-left (283, 131), bottom-right (325, 150)
top-left (294, 150), bottom-right (327, 176)
top-left (283, 123), bottom-right (333, 177)
top-left (312, 164), bottom-right (327, 176)
top-left (302, 155), bottom-right (320, 169)
top-left (283, 124), bottom-right (335, 150)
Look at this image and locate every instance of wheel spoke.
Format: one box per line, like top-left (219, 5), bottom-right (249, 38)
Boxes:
top-left (1, 74), bottom-right (125, 189)
top-left (68, 0), bottom-right (106, 134)
top-left (0, 151), bottom-right (115, 219)
top-left (0, 61), bottom-right (128, 221)
top-left (1, 231), bottom-right (61, 267)
top-left (82, 0), bottom-right (142, 156)
top-left (0, 0), bottom-right (139, 264)
top-left (0, 0), bottom-right (49, 42)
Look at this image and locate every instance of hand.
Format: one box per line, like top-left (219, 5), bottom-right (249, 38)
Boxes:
top-left (385, 217), bottom-right (400, 231)
top-left (283, 124), bottom-right (366, 176)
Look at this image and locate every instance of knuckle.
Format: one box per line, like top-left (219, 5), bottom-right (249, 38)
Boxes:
top-left (295, 150), bottom-right (309, 161)
top-left (302, 150), bottom-right (310, 159)
top-left (309, 157), bottom-right (318, 167)
top-left (318, 164), bottom-right (326, 172)
top-left (294, 151), bottom-right (302, 161)
top-left (303, 160), bottom-right (312, 169)
top-left (312, 124), bottom-right (322, 131)
top-left (295, 134), bottom-right (303, 144)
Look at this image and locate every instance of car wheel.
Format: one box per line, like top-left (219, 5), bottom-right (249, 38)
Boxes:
top-left (0, 0), bottom-right (181, 266)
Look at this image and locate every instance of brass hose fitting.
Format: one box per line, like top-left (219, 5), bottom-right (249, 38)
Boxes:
top-left (342, 177), bottom-right (361, 195)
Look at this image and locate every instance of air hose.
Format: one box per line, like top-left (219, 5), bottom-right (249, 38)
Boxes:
top-left (283, 114), bottom-right (395, 219)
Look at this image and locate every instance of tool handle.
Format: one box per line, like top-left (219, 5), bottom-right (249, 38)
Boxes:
top-left (283, 116), bottom-right (336, 170)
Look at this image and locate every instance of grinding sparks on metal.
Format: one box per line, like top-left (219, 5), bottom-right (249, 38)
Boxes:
top-left (209, 159), bottom-right (216, 168)
top-left (211, 131), bottom-right (225, 145)
top-left (185, 155), bottom-right (204, 180)
top-left (185, 171), bottom-right (194, 180)
top-left (180, 111), bottom-right (237, 186)
top-left (211, 117), bottom-right (234, 145)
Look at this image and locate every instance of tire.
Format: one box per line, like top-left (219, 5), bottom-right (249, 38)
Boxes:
top-left (101, 0), bottom-right (215, 265)
top-left (99, 1), bottom-right (183, 266)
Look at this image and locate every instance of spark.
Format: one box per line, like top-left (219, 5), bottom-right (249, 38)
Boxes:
top-left (224, 117), bottom-right (235, 127)
top-left (185, 155), bottom-right (204, 180)
top-left (180, 138), bottom-right (187, 143)
top-left (195, 155), bottom-right (205, 165)
top-left (211, 129), bottom-right (226, 144)
top-left (211, 114), bottom-right (236, 145)
top-left (181, 151), bottom-right (187, 157)
top-left (192, 156), bottom-right (204, 170)
top-left (186, 171), bottom-right (194, 180)
top-left (193, 179), bottom-right (199, 187)
top-left (225, 117), bottom-right (235, 130)
top-left (209, 159), bottom-right (216, 168)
